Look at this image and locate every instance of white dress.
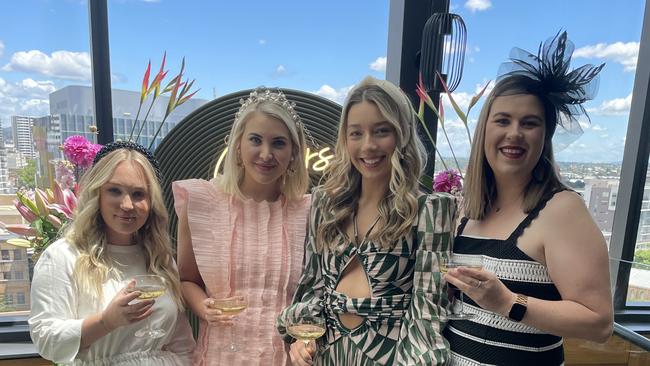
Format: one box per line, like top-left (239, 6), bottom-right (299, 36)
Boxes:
top-left (29, 239), bottom-right (195, 366)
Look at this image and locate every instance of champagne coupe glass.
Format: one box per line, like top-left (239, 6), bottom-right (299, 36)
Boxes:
top-left (128, 274), bottom-right (167, 338)
top-left (441, 254), bottom-right (484, 320)
top-left (287, 315), bottom-right (326, 351)
top-left (212, 294), bottom-right (248, 352)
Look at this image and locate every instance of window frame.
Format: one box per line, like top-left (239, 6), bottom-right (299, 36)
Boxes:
top-left (609, 0), bottom-right (650, 317)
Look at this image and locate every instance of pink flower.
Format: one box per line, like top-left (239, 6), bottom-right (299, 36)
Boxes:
top-left (55, 161), bottom-right (76, 190)
top-left (433, 169), bottom-right (463, 194)
top-left (63, 136), bottom-right (102, 169)
top-left (13, 200), bottom-right (37, 222)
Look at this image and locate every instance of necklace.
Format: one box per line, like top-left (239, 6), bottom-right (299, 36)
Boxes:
top-left (353, 213), bottom-right (381, 245)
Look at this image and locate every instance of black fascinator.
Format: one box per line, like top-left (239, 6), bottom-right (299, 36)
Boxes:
top-left (497, 31), bottom-right (605, 148)
top-left (93, 141), bottom-right (163, 182)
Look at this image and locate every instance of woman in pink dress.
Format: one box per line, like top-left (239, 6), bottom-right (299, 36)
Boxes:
top-left (173, 88), bottom-right (311, 365)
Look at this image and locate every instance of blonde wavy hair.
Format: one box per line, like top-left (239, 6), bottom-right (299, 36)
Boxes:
top-left (65, 148), bottom-right (183, 308)
top-left (218, 93), bottom-right (309, 202)
top-left (317, 76), bottom-right (426, 251)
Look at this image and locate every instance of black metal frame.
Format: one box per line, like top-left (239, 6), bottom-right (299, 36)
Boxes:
top-left (386, 0), bottom-right (450, 182)
top-left (610, 0), bottom-right (650, 315)
top-left (88, 0), bottom-right (114, 144)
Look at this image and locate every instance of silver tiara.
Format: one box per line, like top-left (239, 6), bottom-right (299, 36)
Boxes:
top-left (235, 87), bottom-right (317, 147)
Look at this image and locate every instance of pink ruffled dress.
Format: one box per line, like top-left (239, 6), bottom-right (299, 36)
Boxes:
top-left (172, 178), bottom-right (310, 366)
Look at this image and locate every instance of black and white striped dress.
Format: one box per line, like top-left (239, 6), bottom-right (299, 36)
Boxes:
top-left (443, 191), bottom-right (565, 366)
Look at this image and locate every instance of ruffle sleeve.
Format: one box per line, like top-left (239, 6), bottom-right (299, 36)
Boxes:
top-left (276, 190), bottom-right (326, 343)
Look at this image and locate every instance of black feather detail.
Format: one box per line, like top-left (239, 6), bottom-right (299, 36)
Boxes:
top-left (497, 30), bottom-right (605, 139)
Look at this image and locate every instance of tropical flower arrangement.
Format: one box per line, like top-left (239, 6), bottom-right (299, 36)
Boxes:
top-left (130, 52), bottom-right (199, 149)
top-left (1, 53), bottom-right (198, 262)
top-left (3, 182), bottom-right (78, 262)
top-left (1, 134), bottom-right (98, 261)
top-left (415, 72), bottom-right (490, 196)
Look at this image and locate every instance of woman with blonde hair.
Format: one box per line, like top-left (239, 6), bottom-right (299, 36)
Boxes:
top-left (173, 87), bottom-right (311, 365)
top-left (443, 32), bottom-right (613, 365)
top-left (29, 141), bottom-right (195, 365)
top-left (278, 76), bottom-right (455, 365)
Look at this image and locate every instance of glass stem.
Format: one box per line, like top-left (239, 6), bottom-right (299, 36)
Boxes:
top-left (460, 291), bottom-right (467, 315)
top-left (229, 322), bottom-right (236, 351)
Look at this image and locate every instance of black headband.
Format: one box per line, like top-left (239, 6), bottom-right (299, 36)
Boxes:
top-left (92, 141), bottom-right (163, 182)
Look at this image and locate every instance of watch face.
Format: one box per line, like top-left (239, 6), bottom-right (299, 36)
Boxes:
top-left (509, 303), bottom-right (527, 322)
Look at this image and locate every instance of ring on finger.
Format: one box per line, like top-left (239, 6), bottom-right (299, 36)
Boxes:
top-left (476, 280), bottom-right (483, 288)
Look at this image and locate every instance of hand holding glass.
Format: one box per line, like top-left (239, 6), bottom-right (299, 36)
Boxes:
top-left (442, 254), bottom-right (484, 320)
top-left (126, 274), bottom-right (167, 338)
top-left (211, 295), bottom-right (247, 352)
top-left (287, 315), bottom-right (326, 352)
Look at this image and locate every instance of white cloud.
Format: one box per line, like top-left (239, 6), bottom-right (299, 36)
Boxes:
top-left (0, 40), bottom-right (4, 58)
top-left (441, 92), bottom-right (472, 113)
top-left (434, 117), bottom-right (474, 158)
top-left (0, 77), bottom-right (53, 124)
top-left (2, 50), bottom-right (91, 81)
top-left (273, 65), bottom-right (288, 77)
top-left (574, 42), bottom-right (639, 72)
top-left (142, 0), bottom-right (160, 3)
top-left (588, 93), bottom-right (633, 115)
top-left (259, 39), bottom-right (267, 45)
top-left (591, 124), bottom-right (606, 131)
top-left (465, 0), bottom-right (492, 12)
top-left (370, 57), bottom-right (387, 72)
top-left (437, 81), bottom-right (492, 117)
top-left (557, 136), bottom-right (625, 163)
top-left (311, 84), bottom-right (354, 105)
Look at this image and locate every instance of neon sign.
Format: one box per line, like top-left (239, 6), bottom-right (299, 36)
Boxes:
top-left (213, 146), bottom-right (335, 178)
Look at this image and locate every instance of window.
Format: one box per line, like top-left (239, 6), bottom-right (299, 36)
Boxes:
top-left (0, 0), bottom-right (89, 317)
top-left (630, 179), bottom-right (650, 303)
top-left (431, 1), bottom-right (648, 312)
top-left (16, 293), bottom-right (25, 305)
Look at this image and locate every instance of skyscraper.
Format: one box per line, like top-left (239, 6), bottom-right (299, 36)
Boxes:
top-left (49, 85), bottom-right (207, 149)
top-left (11, 116), bottom-right (36, 160)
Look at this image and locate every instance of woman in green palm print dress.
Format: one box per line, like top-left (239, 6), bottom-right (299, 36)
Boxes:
top-left (277, 76), bottom-right (455, 365)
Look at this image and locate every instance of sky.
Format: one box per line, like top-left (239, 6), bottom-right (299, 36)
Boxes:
top-left (0, 0), bottom-right (645, 163)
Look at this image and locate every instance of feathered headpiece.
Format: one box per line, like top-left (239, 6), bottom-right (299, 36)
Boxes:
top-left (497, 31), bottom-right (605, 147)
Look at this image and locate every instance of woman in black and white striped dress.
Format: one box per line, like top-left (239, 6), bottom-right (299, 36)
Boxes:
top-left (443, 31), bottom-right (614, 366)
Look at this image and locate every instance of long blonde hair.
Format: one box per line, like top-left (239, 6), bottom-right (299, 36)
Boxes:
top-left (317, 76), bottom-right (426, 250)
top-left (218, 91), bottom-right (309, 202)
top-left (65, 148), bottom-right (183, 308)
top-left (464, 75), bottom-right (567, 220)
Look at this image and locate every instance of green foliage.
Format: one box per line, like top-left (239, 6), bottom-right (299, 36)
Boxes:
top-left (0, 294), bottom-right (16, 312)
top-left (17, 159), bottom-right (37, 189)
top-left (633, 249), bottom-right (650, 270)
